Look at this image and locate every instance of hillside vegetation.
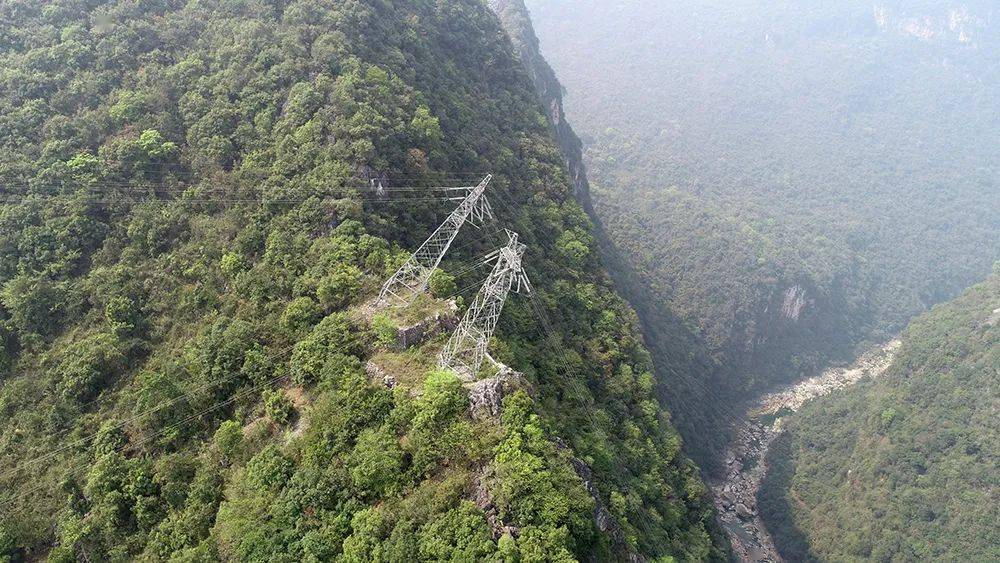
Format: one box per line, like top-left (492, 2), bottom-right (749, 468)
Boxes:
top-left (759, 269), bottom-right (1000, 561)
top-left (526, 0), bottom-right (1000, 468)
top-left (0, 0), bottom-right (723, 560)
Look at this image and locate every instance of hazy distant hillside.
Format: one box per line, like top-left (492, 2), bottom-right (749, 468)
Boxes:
top-left (759, 269), bottom-right (1000, 561)
top-left (526, 0), bottom-right (1000, 467)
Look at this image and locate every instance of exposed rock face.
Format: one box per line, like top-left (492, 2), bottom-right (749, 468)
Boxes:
top-left (471, 468), bottom-right (520, 540)
top-left (394, 301), bottom-right (459, 349)
top-left (779, 285), bottom-right (811, 321)
top-left (467, 370), bottom-right (525, 420)
top-left (568, 457), bottom-right (625, 544)
top-left (735, 503), bottom-right (754, 521)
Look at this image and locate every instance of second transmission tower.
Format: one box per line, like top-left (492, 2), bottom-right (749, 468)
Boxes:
top-left (438, 229), bottom-right (531, 379)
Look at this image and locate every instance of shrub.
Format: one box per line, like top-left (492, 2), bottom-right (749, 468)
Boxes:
top-left (220, 252), bottom-right (245, 279)
top-left (240, 346), bottom-right (274, 385)
top-left (428, 269), bottom-right (457, 298)
top-left (370, 314), bottom-right (398, 348)
top-left (214, 421), bottom-right (244, 460)
top-left (263, 390), bottom-right (294, 425)
top-left (244, 446), bottom-right (293, 493)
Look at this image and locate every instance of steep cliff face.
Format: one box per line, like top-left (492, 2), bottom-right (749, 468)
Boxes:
top-left (487, 0), bottom-right (590, 201)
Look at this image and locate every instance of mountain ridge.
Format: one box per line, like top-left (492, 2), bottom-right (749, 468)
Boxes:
top-left (0, 0), bottom-right (723, 559)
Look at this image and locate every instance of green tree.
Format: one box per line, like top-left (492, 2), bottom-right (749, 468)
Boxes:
top-left (1, 274), bottom-right (66, 338)
top-left (280, 297), bottom-right (322, 336)
top-left (348, 426), bottom-right (405, 498)
top-left (214, 421), bottom-right (244, 461)
top-left (316, 264), bottom-right (362, 310)
top-left (105, 295), bottom-right (141, 339)
top-left (290, 313), bottom-right (361, 385)
top-left (417, 501), bottom-right (494, 560)
top-left (55, 334), bottom-right (124, 403)
top-left (428, 269), bottom-right (457, 299)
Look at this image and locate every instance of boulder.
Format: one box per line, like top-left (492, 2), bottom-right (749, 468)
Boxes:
top-left (467, 370), bottom-right (525, 420)
top-left (364, 361), bottom-right (395, 389)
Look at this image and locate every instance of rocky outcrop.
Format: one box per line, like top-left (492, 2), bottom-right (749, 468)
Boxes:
top-left (779, 285), bottom-right (812, 321)
top-left (548, 438), bottom-right (643, 561)
top-left (466, 369), bottom-right (526, 420)
top-left (471, 468), bottom-right (520, 541)
top-left (568, 457), bottom-right (625, 546)
top-left (394, 301), bottom-right (459, 349)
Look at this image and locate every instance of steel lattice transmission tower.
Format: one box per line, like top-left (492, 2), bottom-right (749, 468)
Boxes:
top-left (377, 175), bottom-right (494, 306)
top-left (438, 229), bottom-right (531, 379)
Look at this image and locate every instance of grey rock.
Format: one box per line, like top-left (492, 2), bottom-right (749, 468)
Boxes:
top-left (736, 503), bottom-right (755, 520)
top-left (364, 361), bottom-right (395, 389)
top-left (471, 468), bottom-right (519, 540)
top-left (394, 300), bottom-right (459, 349)
top-left (467, 370), bottom-right (525, 420)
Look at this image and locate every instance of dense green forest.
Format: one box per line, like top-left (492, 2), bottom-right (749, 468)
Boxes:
top-left (526, 0), bottom-right (1000, 469)
top-left (759, 269), bottom-right (1000, 561)
top-left (0, 0), bottom-right (725, 560)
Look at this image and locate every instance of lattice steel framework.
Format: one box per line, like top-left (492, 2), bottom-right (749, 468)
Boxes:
top-left (377, 175), bottom-right (493, 306)
top-left (438, 229), bottom-right (531, 378)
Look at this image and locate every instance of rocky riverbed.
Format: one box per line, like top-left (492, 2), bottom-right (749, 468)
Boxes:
top-left (713, 340), bottom-right (901, 562)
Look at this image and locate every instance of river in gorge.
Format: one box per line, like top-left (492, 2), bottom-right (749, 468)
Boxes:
top-left (712, 340), bottom-right (902, 562)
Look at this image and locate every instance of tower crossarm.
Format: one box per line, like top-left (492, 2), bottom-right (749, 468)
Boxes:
top-left (377, 175), bottom-right (493, 306)
top-left (438, 229), bottom-right (530, 379)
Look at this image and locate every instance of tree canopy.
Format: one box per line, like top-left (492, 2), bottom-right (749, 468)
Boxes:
top-left (0, 0), bottom-right (723, 560)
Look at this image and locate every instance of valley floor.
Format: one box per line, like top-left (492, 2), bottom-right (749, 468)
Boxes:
top-left (712, 340), bottom-right (901, 562)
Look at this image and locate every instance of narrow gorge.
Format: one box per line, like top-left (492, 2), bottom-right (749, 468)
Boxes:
top-left (714, 341), bottom-right (901, 561)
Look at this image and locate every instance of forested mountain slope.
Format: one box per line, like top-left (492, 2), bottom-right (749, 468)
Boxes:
top-left (759, 269), bottom-right (1000, 562)
top-left (526, 0), bottom-right (1000, 469)
top-left (491, 0), bottom-right (736, 474)
top-left (486, 0), bottom-right (589, 201)
top-left (0, 0), bottom-right (724, 560)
